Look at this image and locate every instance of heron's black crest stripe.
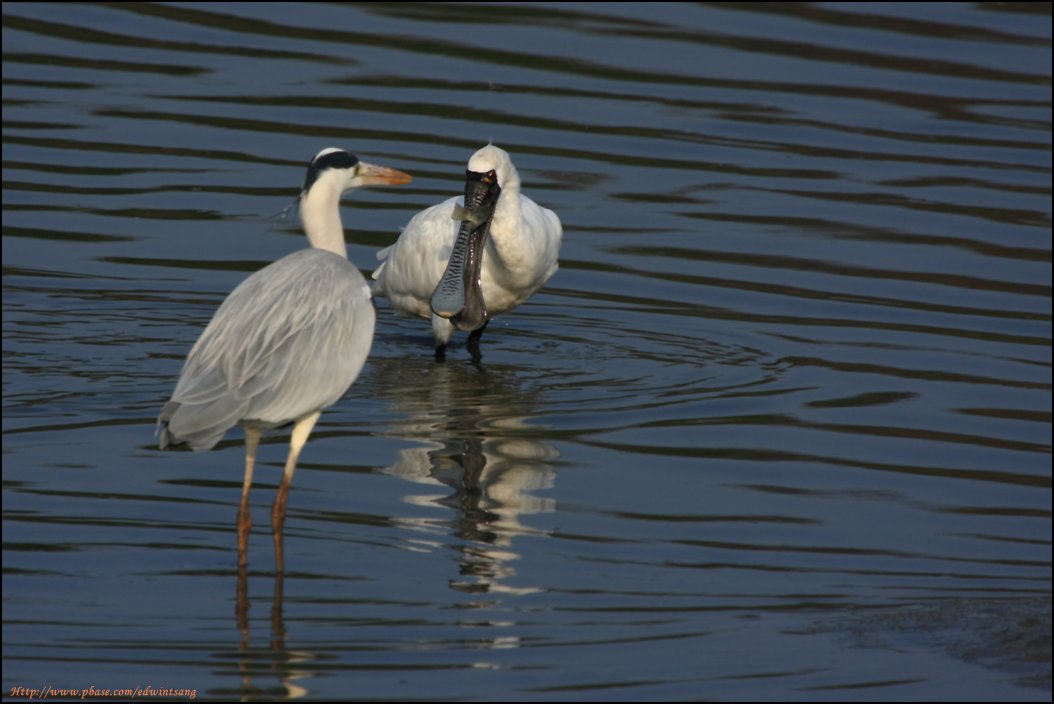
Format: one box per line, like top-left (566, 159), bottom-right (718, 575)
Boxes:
top-left (303, 150), bottom-right (359, 193)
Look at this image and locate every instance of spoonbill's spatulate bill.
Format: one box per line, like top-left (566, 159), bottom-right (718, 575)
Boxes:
top-left (158, 148), bottom-right (411, 570)
top-left (372, 145), bottom-right (561, 359)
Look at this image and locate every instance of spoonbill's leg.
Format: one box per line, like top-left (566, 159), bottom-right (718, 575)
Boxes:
top-left (466, 320), bottom-right (490, 362)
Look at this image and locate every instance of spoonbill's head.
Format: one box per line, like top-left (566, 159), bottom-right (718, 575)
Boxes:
top-left (430, 146), bottom-right (511, 331)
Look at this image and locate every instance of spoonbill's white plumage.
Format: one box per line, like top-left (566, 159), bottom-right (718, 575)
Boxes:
top-left (372, 145), bottom-right (561, 359)
top-left (158, 148), bottom-right (411, 569)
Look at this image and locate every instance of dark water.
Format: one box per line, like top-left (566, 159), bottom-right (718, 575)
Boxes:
top-left (3, 2), bottom-right (1050, 700)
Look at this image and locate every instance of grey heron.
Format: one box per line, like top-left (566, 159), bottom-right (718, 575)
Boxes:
top-left (158, 147), bottom-right (411, 569)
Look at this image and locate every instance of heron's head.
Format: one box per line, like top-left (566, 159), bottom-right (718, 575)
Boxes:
top-left (296, 148), bottom-right (411, 258)
top-left (301, 147), bottom-right (412, 200)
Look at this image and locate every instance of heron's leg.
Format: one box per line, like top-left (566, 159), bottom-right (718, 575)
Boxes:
top-left (272, 411), bottom-right (321, 573)
top-left (466, 321), bottom-right (489, 361)
top-left (434, 343), bottom-right (447, 362)
top-left (238, 427), bottom-right (260, 567)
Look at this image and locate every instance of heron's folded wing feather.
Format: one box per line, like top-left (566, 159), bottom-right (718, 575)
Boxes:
top-left (162, 249), bottom-right (374, 450)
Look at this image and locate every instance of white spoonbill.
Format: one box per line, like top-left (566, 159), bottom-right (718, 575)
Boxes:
top-left (158, 148), bottom-right (411, 570)
top-left (372, 145), bottom-right (561, 359)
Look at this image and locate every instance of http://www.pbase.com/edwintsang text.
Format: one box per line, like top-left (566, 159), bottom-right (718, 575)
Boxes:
top-left (9, 685), bottom-right (197, 700)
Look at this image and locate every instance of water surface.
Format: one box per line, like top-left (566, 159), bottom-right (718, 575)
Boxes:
top-left (3, 2), bottom-right (1050, 700)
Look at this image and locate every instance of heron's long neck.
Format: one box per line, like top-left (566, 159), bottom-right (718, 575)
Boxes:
top-left (299, 184), bottom-right (348, 259)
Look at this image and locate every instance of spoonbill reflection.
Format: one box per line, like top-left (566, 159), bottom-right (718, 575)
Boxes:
top-left (158, 148), bottom-right (411, 570)
top-left (372, 145), bottom-right (561, 359)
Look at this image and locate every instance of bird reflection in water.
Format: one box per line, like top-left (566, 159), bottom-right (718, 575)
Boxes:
top-left (375, 357), bottom-right (559, 599)
top-left (231, 566), bottom-right (313, 700)
top-left (222, 358), bottom-right (559, 696)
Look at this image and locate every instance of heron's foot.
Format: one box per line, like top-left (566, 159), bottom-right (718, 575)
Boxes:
top-left (237, 511), bottom-right (252, 567)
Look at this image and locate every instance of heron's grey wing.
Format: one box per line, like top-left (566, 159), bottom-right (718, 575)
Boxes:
top-left (160, 249), bottom-right (375, 450)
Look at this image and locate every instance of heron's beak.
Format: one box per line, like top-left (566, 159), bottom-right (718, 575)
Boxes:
top-left (430, 171), bottom-right (501, 331)
top-left (357, 161), bottom-right (413, 186)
